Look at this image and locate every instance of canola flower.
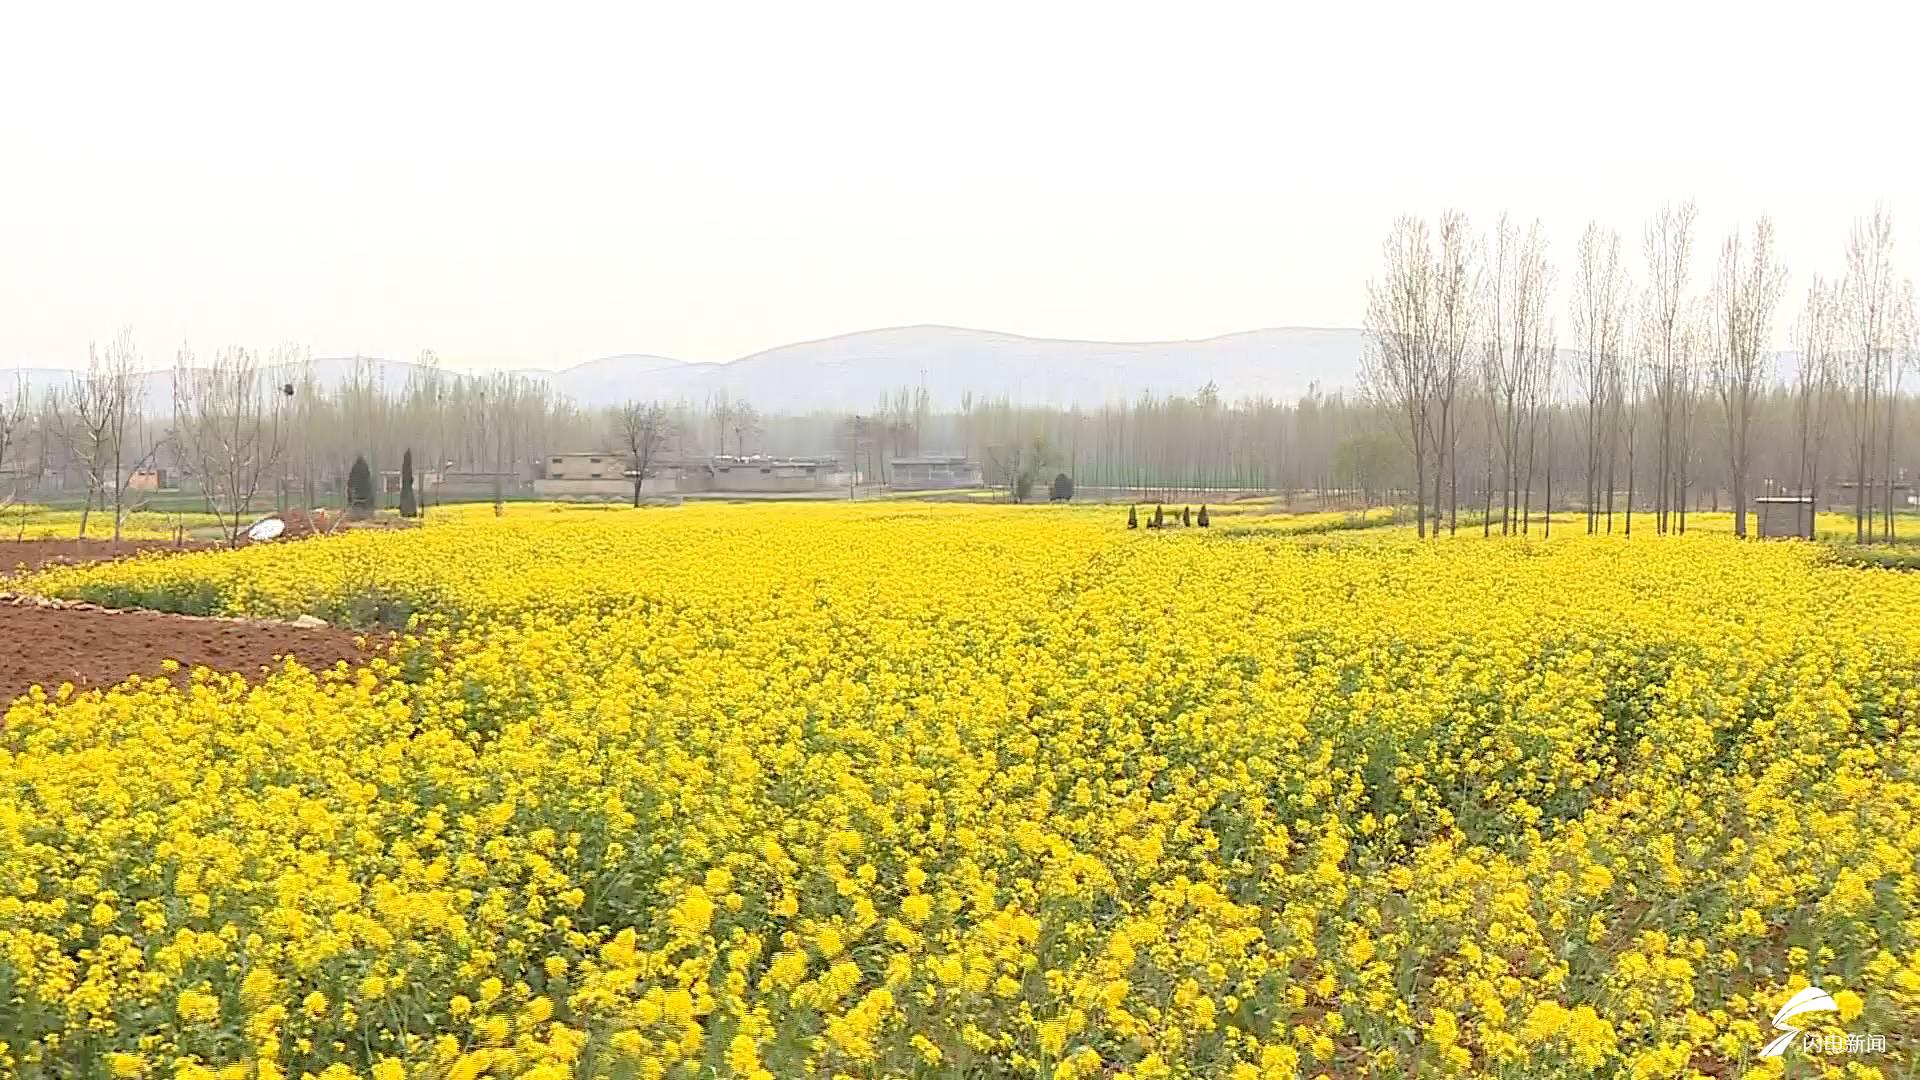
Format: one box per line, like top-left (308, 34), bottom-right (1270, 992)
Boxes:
top-left (0, 505), bottom-right (226, 543)
top-left (4, 502), bottom-right (1920, 1078)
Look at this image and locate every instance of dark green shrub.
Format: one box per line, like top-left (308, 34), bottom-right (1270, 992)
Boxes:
top-left (399, 449), bottom-right (418, 518)
top-left (348, 456), bottom-right (374, 520)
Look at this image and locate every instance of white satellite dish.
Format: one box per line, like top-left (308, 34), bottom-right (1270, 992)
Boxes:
top-left (246, 517), bottom-right (287, 542)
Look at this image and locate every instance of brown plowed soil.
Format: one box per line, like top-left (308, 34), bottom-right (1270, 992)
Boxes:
top-left (0, 538), bottom-right (222, 575)
top-left (1, 602), bottom-right (374, 707)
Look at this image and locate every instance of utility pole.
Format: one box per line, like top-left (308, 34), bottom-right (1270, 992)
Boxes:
top-left (848, 414), bottom-right (866, 500)
top-left (1071, 408), bottom-right (1080, 482)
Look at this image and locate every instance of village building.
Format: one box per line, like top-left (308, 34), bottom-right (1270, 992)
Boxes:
top-left (692, 455), bottom-right (834, 494)
top-left (889, 455), bottom-right (983, 491)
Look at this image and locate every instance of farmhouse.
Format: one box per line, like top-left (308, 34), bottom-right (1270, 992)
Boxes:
top-left (889, 455), bottom-right (983, 491)
top-left (533, 451), bottom-right (633, 497)
top-left (691, 455), bottom-right (833, 494)
top-left (529, 453), bottom-right (835, 498)
top-left (544, 451), bottom-right (623, 482)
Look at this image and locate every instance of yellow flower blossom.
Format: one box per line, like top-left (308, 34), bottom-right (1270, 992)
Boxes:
top-left (2, 507), bottom-right (1917, 1076)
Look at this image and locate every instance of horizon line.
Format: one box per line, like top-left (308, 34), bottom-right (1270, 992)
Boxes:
top-left (3, 323), bottom-right (1364, 377)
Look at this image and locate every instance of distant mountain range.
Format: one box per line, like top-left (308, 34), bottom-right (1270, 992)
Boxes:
top-left (4, 325), bottom-right (1368, 413)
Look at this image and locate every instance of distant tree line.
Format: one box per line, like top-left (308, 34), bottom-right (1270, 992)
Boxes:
top-left (1363, 203), bottom-right (1917, 541)
top-left (4, 241), bottom-right (1915, 538)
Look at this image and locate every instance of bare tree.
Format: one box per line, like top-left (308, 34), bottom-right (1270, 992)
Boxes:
top-left (1571, 223), bottom-right (1628, 532)
top-left (1482, 214), bottom-right (1553, 534)
top-left (1841, 207), bottom-right (1897, 543)
top-left (958, 392), bottom-right (976, 464)
top-left (96, 329), bottom-right (170, 542)
top-left (912, 384), bottom-right (932, 456)
top-left (1709, 216), bottom-right (1787, 538)
top-left (1672, 300), bottom-right (1707, 533)
top-left (173, 344), bottom-right (294, 545)
top-left (1480, 221), bottom-right (1510, 535)
top-left (1362, 216), bottom-right (1437, 537)
top-left (708, 389), bottom-right (734, 458)
top-left (1792, 278), bottom-right (1841, 520)
top-left (1622, 326), bottom-right (1645, 536)
top-left (1518, 324), bottom-right (1555, 534)
top-left (730, 401), bottom-right (762, 457)
top-left (50, 343), bottom-right (134, 541)
top-left (1602, 262), bottom-right (1633, 532)
top-left (1885, 282), bottom-right (1915, 541)
top-left (1430, 211), bottom-right (1478, 534)
top-left (984, 441), bottom-right (1022, 500)
top-left (1539, 330), bottom-right (1559, 536)
top-left (874, 388), bottom-right (919, 485)
top-left (845, 413), bottom-right (871, 493)
top-left (0, 376), bottom-right (32, 514)
top-left (619, 399), bottom-right (673, 507)
top-left (1643, 201), bottom-right (1698, 533)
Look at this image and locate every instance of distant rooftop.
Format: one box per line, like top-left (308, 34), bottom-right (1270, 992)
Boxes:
top-left (709, 454), bottom-right (837, 467)
top-left (891, 455), bottom-right (972, 466)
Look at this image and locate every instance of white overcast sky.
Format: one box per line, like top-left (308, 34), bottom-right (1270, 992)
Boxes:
top-left (2, 0), bottom-right (1915, 371)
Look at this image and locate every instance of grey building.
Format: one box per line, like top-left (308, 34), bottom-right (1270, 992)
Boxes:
top-left (890, 455), bottom-right (983, 491)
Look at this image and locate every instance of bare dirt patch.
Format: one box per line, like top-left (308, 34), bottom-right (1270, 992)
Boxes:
top-left (1, 601), bottom-right (374, 706)
top-left (0, 538), bottom-right (223, 575)
top-left (0, 526), bottom-right (359, 576)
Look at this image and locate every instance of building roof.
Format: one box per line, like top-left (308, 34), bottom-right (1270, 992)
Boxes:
top-left (706, 454), bottom-right (836, 467)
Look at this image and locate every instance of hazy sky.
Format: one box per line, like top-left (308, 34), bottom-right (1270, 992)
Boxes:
top-left (3, 0), bottom-right (1915, 371)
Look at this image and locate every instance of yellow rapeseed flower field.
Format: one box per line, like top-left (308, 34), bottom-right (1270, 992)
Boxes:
top-left (5, 503), bottom-right (1918, 1078)
top-left (0, 505), bottom-right (227, 542)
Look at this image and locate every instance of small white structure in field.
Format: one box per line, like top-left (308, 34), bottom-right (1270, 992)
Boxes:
top-left (1755, 496), bottom-right (1813, 540)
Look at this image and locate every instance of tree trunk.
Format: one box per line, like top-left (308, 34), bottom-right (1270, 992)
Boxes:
top-left (1585, 405), bottom-right (1597, 534)
top-left (1730, 413), bottom-right (1745, 539)
top-left (1678, 448), bottom-right (1689, 534)
top-left (1651, 422), bottom-right (1666, 534)
top-left (1431, 427), bottom-right (1444, 541)
top-left (1413, 442), bottom-right (1427, 540)
top-left (1544, 416), bottom-right (1553, 540)
top-left (1604, 420), bottom-right (1617, 534)
top-left (1856, 429), bottom-right (1869, 544)
top-left (1482, 458), bottom-right (1494, 537)
top-left (112, 458), bottom-right (123, 543)
top-left (1884, 389), bottom-right (1899, 543)
top-left (1809, 447), bottom-right (1821, 538)
top-left (1625, 435), bottom-right (1636, 537)
top-left (1447, 421), bottom-right (1458, 536)
top-left (1521, 414), bottom-right (1536, 536)
top-left (1499, 444), bottom-right (1509, 534)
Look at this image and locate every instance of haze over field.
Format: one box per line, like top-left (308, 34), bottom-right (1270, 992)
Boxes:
top-left (3, 2), bottom-right (1915, 372)
top-left (4, 326), bottom-right (1366, 412)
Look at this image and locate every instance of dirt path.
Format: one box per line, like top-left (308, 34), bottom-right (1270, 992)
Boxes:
top-left (1, 600), bottom-right (374, 707)
top-left (0, 538), bottom-right (223, 575)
